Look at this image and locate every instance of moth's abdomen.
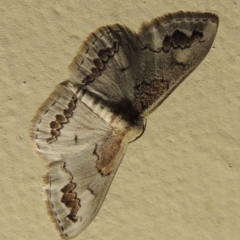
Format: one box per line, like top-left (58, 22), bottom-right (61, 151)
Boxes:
top-left (77, 88), bottom-right (117, 125)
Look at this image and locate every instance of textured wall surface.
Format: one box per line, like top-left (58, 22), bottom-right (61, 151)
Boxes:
top-left (1, 1), bottom-right (239, 240)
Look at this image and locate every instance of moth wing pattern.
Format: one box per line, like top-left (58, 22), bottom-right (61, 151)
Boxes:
top-left (30, 81), bottom-right (136, 238)
top-left (69, 24), bottom-right (140, 105)
top-left (30, 11), bottom-right (218, 239)
top-left (135, 11), bottom-right (219, 115)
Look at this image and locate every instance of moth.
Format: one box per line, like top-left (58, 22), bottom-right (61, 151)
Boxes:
top-left (30, 11), bottom-right (218, 239)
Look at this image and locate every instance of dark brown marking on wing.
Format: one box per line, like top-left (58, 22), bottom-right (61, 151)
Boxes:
top-left (87, 187), bottom-right (97, 197)
top-left (46, 95), bottom-right (78, 143)
top-left (82, 41), bottom-right (119, 84)
top-left (162, 30), bottom-right (203, 52)
top-left (143, 29), bottom-right (203, 53)
top-left (60, 163), bottom-right (81, 223)
top-left (74, 135), bottom-right (78, 144)
top-left (133, 79), bottom-right (169, 114)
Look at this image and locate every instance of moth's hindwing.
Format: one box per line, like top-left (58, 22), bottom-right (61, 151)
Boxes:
top-left (31, 81), bottom-right (144, 238)
top-left (30, 11), bottom-right (218, 239)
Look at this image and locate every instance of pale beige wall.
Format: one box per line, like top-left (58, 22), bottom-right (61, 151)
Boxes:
top-left (1, 1), bottom-right (239, 240)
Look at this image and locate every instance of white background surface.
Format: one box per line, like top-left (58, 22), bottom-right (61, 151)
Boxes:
top-left (1, 1), bottom-right (239, 239)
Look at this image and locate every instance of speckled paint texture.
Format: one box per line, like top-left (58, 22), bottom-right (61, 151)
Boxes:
top-left (1, 1), bottom-right (239, 240)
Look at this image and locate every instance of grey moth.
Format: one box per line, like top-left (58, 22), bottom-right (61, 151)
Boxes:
top-left (30, 11), bottom-right (219, 239)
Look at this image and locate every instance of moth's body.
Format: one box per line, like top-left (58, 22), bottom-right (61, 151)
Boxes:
top-left (30, 11), bottom-right (218, 238)
top-left (77, 83), bottom-right (145, 140)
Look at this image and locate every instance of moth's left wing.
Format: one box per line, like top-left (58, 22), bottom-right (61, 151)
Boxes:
top-left (30, 81), bottom-right (137, 238)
